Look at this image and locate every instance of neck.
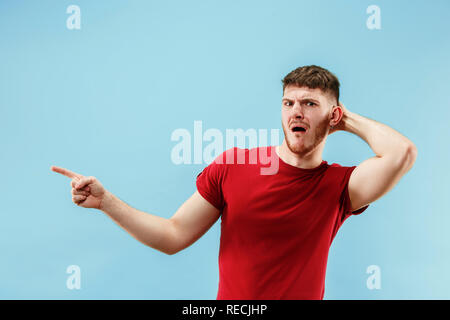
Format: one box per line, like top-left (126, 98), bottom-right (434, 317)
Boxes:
top-left (276, 140), bottom-right (324, 169)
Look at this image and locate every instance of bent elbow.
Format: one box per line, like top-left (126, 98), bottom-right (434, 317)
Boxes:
top-left (407, 143), bottom-right (418, 163)
top-left (164, 219), bottom-right (182, 255)
top-left (403, 143), bottom-right (418, 171)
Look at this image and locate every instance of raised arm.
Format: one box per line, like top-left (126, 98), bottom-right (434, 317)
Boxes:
top-left (329, 103), bottom-right (418, 211)
top-left (51, 166), bottom-right (221, 255)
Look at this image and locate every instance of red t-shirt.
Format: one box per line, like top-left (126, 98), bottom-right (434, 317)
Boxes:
top-left (196, 146), bottom-right (369, 300)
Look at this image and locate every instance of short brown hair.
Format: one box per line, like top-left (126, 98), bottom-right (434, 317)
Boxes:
top-left (281, 65), bottom-right (340, 104)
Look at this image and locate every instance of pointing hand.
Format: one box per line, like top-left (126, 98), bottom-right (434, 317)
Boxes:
top-left (51, 166), bottom-right (106, 209)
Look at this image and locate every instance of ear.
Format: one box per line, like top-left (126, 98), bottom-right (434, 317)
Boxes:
top-left (329, 104), bottom-right (344, 126)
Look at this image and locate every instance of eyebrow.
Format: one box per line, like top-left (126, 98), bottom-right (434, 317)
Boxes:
top-left (282, 97), bottom-right (320, 103)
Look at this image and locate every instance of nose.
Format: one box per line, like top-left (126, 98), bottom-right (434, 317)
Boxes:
top-left (292, 101), bottom-right (304, 119)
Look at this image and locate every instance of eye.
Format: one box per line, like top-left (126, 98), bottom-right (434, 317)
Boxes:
top-left (306, 101), bottom-right (316, 106)
top-left (284, 101), bottom-right (293, 106)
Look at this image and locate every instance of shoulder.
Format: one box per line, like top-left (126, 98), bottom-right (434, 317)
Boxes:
top-left (327, 162), bottom-right (355, 172)
top-left (323, 162), bottom-right (357, 182)
top-left (212, 147), bottom-right (245, 164)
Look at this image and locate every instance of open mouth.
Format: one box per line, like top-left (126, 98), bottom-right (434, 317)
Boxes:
top-left (292, 126), bottom-right (307, 133)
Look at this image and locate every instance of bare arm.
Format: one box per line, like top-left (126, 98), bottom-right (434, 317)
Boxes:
top-left (51, 166), bottom-right (220, 255)
top-left (99, 191), bottom-right (178, 254)
top-left (329, 103), bottom-right (417, 211)
top-left (100, 190), bottom-right (220, 255)
top-left (169, 191), bottom-right (221, 254)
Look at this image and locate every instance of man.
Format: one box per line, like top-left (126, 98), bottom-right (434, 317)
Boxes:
top-left (51, 65), bottom-right (417, 299)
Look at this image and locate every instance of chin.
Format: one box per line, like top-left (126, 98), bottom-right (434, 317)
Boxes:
top-left (287, 140), bottom-right (308, 154)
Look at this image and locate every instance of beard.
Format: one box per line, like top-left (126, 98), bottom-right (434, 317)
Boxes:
top-left (281, 117), bottom-right (330, 156)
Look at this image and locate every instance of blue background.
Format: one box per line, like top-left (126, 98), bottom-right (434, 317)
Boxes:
top-left (1, 0), bottom-right (448, 299)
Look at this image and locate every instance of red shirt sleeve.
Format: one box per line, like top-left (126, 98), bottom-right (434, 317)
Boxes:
top-left (340, 166), bottom-right (369, 221)
top-left (195, 152), bottom-right (227, 211)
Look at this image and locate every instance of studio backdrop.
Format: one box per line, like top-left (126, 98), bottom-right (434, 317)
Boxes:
top-left (1, 0), bottom-right (448, 299)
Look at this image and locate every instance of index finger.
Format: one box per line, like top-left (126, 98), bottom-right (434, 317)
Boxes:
top-left (50, 166), bottom-right (82, 179)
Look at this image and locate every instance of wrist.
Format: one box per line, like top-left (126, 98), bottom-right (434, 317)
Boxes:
top-left (341, 111), bottom-right (358, 133)
top-left (99, 190), bottom-right (114, 212)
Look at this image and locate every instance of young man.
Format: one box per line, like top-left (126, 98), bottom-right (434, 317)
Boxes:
top-left (51, 65), bottom-right (417, 299)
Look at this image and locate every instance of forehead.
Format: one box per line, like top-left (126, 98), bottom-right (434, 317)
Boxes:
top-left (282, 85), bottom-right (332, 103)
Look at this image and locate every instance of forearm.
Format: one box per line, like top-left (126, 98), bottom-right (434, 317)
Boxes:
top-left (99, 191), bottom-right (177, 255)
top-left (343, 111), bottom-right (416, 158)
